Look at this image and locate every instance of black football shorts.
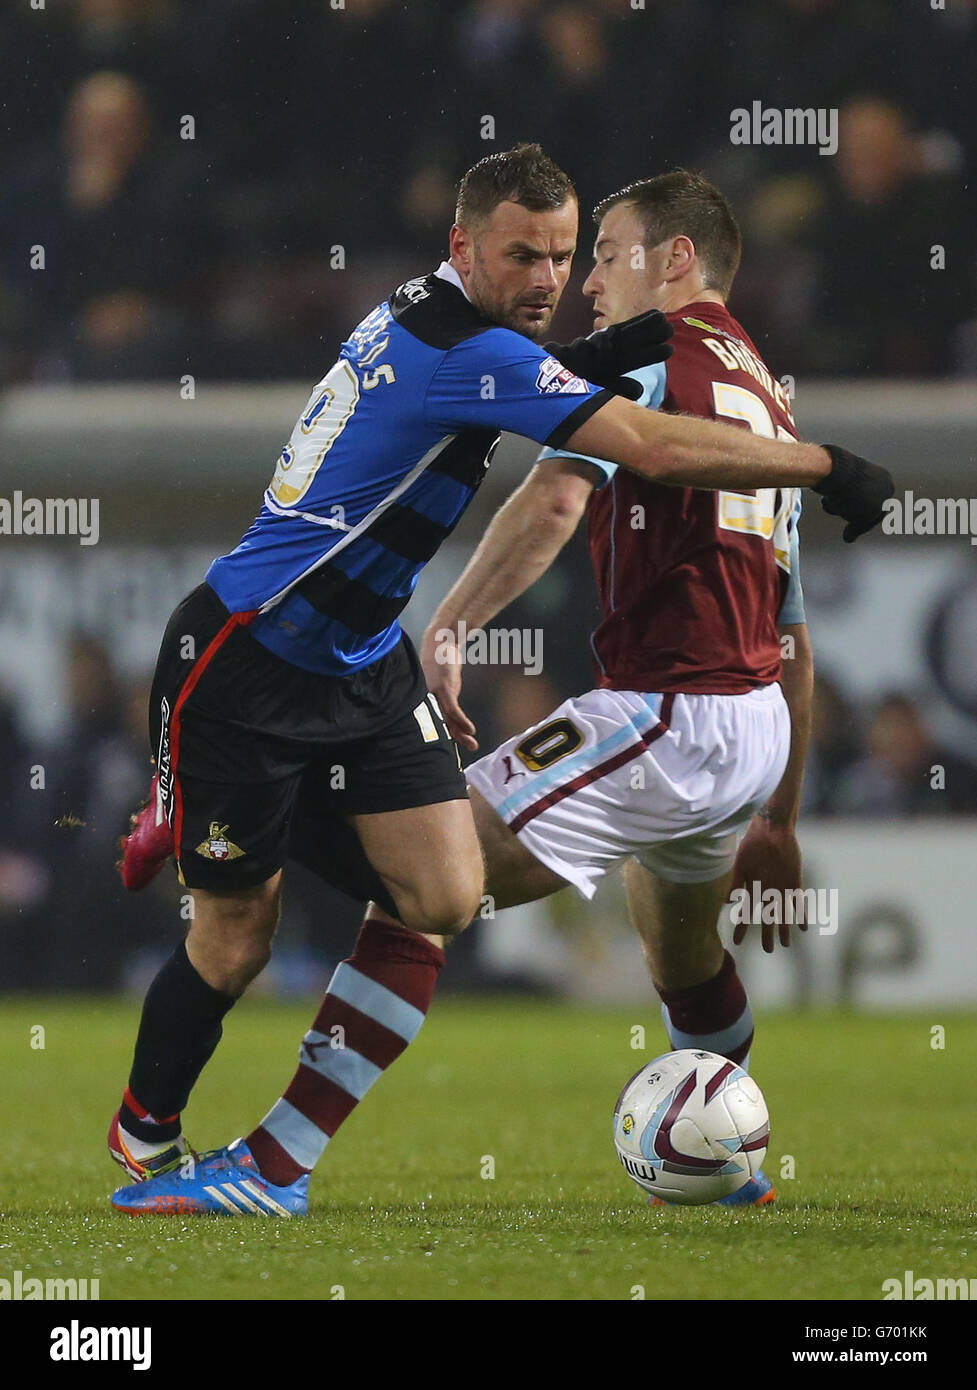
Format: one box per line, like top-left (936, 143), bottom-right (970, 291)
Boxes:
top-left (149, 583), bottom-right (467, 903)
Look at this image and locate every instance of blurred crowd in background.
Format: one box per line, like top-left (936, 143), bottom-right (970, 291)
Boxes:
top-left (1, 0), bottom-right (976, 383)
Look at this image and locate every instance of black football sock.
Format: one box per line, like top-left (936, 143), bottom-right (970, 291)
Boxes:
top-left (119, 942), bottom-right (237, 1143)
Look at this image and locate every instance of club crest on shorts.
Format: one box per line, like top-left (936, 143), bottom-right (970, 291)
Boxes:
top-left (195, 823), bottom-right (245, 861)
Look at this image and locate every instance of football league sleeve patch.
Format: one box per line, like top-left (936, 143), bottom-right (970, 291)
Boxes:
top-left (425, 327), bottom-right (612, 446)
top-left (533, 358), bottom-right (669, 486)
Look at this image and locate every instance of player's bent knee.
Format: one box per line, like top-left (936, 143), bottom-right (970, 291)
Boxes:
top-left (397, 900), bottom-right (479, 938)
top-left (187, 929), bottom-right (274, 995)
top-left (187, 876), bottom-right (282, 992)
top-left (395, 881), bottom-right (483, 938)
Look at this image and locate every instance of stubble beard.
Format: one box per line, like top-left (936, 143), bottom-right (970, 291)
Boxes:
top-left (469, 255), bottom-right (554, 342)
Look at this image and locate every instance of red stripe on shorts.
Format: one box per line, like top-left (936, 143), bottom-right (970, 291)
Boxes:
top-left (170, 607), bottom-right (257, 861)
top-left (507, 693), bottom-right (674, 835)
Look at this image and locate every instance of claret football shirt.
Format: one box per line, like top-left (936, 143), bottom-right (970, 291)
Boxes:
top-left (540, 301), bottom-right (805, 694)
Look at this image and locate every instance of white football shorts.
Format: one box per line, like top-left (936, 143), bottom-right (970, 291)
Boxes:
top-left (466, 684), bottom-right (790, 896)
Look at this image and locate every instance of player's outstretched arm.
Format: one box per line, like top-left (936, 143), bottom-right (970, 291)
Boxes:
top-left (564, 396), bottom-right (893, 541)
top-left (731, 622), bottom-right (814, 953)
top-left (420, 457), bottom-right (598, 750)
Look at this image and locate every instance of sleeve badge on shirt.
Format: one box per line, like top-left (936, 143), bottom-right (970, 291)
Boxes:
top-left (535, 356), bottom-right (590, 395)
top-left (195, 823), bottom-right (245, 861)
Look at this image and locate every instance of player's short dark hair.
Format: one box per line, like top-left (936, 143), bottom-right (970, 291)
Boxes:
top-left (594, 170), bottom-right (742, 297)
top-left (455, 143), bottom-right (576, 227)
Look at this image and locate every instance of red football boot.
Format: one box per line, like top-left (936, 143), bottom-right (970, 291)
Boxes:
top-left (117, 773), bottom-right (174, 890)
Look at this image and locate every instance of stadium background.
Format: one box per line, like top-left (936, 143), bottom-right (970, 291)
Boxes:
top-left (1, 0), bottom-right (976, 1011)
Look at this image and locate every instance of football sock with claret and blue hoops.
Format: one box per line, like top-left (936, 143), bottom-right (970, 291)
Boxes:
top-left (246, 917), bottom-right (445, 1186)
top-left (657, 949), bottom-right (754, 1070)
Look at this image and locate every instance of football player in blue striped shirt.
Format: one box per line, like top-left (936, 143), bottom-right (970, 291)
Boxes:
top-left (110, 144), bottom-right (891, 1215)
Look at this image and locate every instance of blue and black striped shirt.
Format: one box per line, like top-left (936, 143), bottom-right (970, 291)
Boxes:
top-left (206, 263), bottom-right (610, 674)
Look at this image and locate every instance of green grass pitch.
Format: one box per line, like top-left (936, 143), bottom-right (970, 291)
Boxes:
top-left (2, 997), bottom-right (975, 1302)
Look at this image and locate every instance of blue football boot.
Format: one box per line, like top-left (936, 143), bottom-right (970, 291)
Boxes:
top-left (649, 1169), bottom-right (776, 1208)
top-left (110, 1138), bottom-right (309, 1217)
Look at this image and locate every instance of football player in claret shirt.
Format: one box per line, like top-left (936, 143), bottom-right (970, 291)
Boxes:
top-left (111, 151), bottom-right (890, 1217)
top-left (421, 171), bottom-right (809, 1205)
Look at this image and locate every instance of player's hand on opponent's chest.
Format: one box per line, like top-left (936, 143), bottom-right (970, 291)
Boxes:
top-left (545, 309), bottom-right (674, 401)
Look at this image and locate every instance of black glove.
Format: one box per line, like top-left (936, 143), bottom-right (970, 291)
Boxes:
top-left (545, 309), bottom-right (674, 401)
top-left (813, 444), bottom-right (894, 542)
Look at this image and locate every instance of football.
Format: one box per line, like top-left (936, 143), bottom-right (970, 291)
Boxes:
top-left (613, 1049), bottom-right (770, 1205)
